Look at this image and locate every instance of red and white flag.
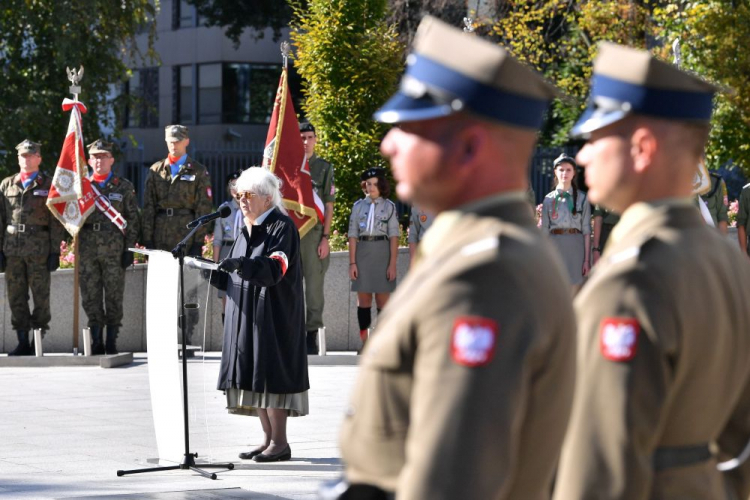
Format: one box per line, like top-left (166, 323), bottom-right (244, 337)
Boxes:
top-left (262, 68), bottom-right (324, 238)
top-left (46, 99), bottom-right (97, 237)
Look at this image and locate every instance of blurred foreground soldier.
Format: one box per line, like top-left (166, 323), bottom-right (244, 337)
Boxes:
top-left (80, 140), bottom-right (140, 355)
top-left (553, 42), bottom-right (750, 500)
top-left (299, 121), bottom-right (335, 354)
top-left (142, 125), bottom-right (213, 255)
top-left (0, 140), bottom-right (65, 355)
top-left (328, 16), bottom-right (576, 500)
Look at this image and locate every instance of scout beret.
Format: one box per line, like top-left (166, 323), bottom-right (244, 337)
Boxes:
top-left (553, 154), bottom-right (577, 168)
top-left (87, 139), bottom-right (114, 155)
top-left (571, 42), bottom-right (718, 138)
top-left (16, 140), bottom-right (41, 155)
top-left (299, 122), bottom-right (316, 134)
top-left (165, 124), bottom-right (189, 142)
top-left (374, 15), bottom-right (560, 128)
top-left (361, 167), bottom-right (386, 181)
top-left (226, 169), bottom-right (243, 186)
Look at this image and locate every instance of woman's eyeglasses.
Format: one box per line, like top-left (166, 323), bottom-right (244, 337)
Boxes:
top-left (236, 192), bottom-right (260, 201)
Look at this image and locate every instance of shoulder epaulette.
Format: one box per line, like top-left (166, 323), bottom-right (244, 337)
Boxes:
top-left (743, 182), bottom-right (750, 190)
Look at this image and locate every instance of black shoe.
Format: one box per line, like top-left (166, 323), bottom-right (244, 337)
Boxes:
top-left (253, 444), bottom-right (291, 462)
top-left (238, 448), bottom-right (266, 460)
top-left (8, 330), bottom-right (31, 356)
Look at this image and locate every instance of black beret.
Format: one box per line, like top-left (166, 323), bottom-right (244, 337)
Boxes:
top-left (299, 122), bottom-right (316, 134)
top-left (361, 167), bottom-right (386, 181)
top-left (553, 154), bottom-right (577, 169)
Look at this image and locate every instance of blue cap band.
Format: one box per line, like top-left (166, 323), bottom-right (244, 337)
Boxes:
top-left (375, 54), bottom-right (550, 128)
top-left (592, 74), bottom-right (714, 121)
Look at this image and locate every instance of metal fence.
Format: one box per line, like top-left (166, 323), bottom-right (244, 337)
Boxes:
top-left (118, 142), bottom-right (578, 211)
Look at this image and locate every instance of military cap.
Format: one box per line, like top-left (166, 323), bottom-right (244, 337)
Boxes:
top-left (374, 16), bottom-right (560, 128)
top-left (226, 169), bottom-right (243, 187)
top-left (571, 42), bottom-right (718, 138)
top-left (553, 153), bottom-right (577, 169)
top-left (87, 139), bottom-right (114, 155)
top-left (165, 124), bottom-right (189, 142)
top-left (361, 167), bottom-right (386, 181)
top-left (299, 121), bottom-right (316, 134)
top-left (16, 140), bottom-right (41, 155)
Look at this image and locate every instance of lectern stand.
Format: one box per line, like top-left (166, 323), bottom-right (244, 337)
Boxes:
top-left (117, 248), bottom-right (233, 479)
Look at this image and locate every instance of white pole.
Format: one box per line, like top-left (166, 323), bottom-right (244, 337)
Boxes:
top-left (33, 329), bottom-right (43, 357)
top-left (82, 328), bottom-right (92, 356)
top-left (317, 326), bottom-right (327, 356)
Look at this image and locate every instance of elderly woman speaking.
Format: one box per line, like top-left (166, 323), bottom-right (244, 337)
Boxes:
top-left (214, 166), bottom-right (309, 463)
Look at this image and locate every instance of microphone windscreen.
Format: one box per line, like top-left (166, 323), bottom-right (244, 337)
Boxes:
top-left (219, 204), bottom-right (232, 217)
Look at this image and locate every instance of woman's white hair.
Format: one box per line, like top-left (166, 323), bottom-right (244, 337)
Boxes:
top-left (235, 167), bottom-right (287, 214)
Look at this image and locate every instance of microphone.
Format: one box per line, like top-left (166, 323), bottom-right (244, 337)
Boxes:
top-left (186, 203), bottom-right (232, 229)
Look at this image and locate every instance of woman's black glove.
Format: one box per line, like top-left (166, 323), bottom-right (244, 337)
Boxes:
top-left (0, 251), bottom-right (6, 273)
top-left (121, 251), bottom-right (135, 269)
top-left (218, 257), bottom-right (242, 273)
top-left (48, 254), bottom-right (60, 272)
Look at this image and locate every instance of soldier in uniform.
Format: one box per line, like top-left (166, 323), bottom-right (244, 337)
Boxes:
top-left (142, 125), bottom-right (213, 255)
top-left (0, 140), bottom-right (66, 355)
top-left (407, 204), bottom-right (433, 265)
top-left (79, 140), bottom-right (140, 355)
top-left (591, 205), bottom-right (620, 264)
top-left (737, 182), bottom-right (750, 257)
top-left (299, 122), bottom-right (335, 354)
top-left (699, 171), bottom-right (729, 234)
top-left (329, 17), bottom-right (576, 499)
top-left (553, 42), bottom-right (750, 500)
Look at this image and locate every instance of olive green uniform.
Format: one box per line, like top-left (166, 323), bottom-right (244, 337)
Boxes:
top-left (0, 171), bottom-right (66, 331)
top-left (79, 174), bottom-right (140, 328)
top-left (340, 193), bottom-right (576, 499)
top-left (593, 204), bottom-right (621, 251)
top-left (554, 201), bottom-right (750, 499)
top-left (142, 156), bottom-right (213, 252)
top-left (299, 154), bottom-right (334, 331)
top-left (699, 173), bottom-right (729, 227)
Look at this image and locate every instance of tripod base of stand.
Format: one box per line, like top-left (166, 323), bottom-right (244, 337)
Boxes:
top-left (117, 453), bottom-right (234, 480)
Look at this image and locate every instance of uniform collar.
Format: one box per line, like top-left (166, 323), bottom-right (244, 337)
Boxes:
top-left (253, 206), bottom-right (276, 226)
top-left (608, 198), bottom-right (693, 247)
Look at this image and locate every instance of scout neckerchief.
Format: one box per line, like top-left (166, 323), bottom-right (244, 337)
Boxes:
top-left (365, 197), bottom-right (379, 235)
top-left (168, 154), bottom-right (187, 178)
top-left (551, 188), bottom-right (573, 220)
top-left (20, 171), bottom-right (38, 189)
top-left (92, 171), bottom-right (113, 188)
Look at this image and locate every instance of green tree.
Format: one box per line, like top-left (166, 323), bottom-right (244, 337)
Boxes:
top-left (291, 0), bottom-right (403, 234)
top-left (0, 0), bottom-right (156, 176)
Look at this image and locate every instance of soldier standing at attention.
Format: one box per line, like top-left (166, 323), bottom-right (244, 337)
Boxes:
top-left (330, 16), bottom-right (576, 499)
top-left (0, 140), bottom-right (65, 356)
top-left (299, 122), bottom-right (335, 354)
top-left (79, 140), bottom-right (140, 355)
top-left (699, 171), bottom-right (729, 234)
top-left (142, 125), bottom-right (213, 255)
top-left (407, 204), bottom-right (433, 266)
top-left (553, 43), bottom-right (750, 500)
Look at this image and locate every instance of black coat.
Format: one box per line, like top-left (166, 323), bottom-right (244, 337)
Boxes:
top-left (216, 208), bottom-right (309, 394)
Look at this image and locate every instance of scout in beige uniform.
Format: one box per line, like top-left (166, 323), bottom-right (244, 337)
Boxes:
top-left (553, 43), bottom-right (750, 500)
top-left (326, 17), bottom-right (576, 500)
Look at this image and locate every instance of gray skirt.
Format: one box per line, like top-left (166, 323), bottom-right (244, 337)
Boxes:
top-left (226, 387), bottom-right (309, 417)
top-left (550, 233), bottom-right (585, 285)
top-left (351, 239), bottom-right (396, 293)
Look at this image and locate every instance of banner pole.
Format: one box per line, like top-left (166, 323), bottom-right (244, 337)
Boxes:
top-left (73, 233), bottom-right (80, 354)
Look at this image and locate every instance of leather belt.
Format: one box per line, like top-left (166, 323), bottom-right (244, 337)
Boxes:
top-left (157, 208), bottom-right (194, 217)
top-left (82, 222), bottom-right (115, 232)
top-left (6, 224), bottom-right (49, 234)
top-left (550, 228), bottom-right (582, 235)
top-left (359, 235), bottom-right (388, 242)
top-left (653, 444), bottom-right (711, 471)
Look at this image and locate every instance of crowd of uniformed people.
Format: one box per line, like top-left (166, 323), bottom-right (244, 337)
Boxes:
top-left (5, 14), bottom-right (750, 499)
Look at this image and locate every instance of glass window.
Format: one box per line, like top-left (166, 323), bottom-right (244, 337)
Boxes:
top-left (178, 65), bottom-right (193, 124)
top-left (198, 63), bottom-right (222, 124)
top-left (126, 68), bottom-right (159, 129)
top-left (178, 0), bottom-right (194, 28)
top-left (222, 64), bottom-right (280, 125)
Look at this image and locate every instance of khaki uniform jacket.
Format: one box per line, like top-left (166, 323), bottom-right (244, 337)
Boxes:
top-left (0, 171), bottom-right (66, 257)
top-left (341, 192), bottom-right (576, 499)
top-left (307, 155), bottom-right (335, 233)
top-left (142, 156), bottom-right (213, 249)
top-left (554, 200), bottom-right (750, 500)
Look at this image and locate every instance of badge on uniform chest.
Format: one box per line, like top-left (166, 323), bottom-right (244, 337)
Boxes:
top-left (180, 174), bottom-right (196, 181)
top-left (108, 193), bottom-right (123, 201)
top-left (33, 189), bottom-right (49, 196)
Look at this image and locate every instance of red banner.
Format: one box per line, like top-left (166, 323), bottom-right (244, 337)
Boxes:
top-left (262, 68), bottom-right (324, 238)
top-left (46, 99), bottom-right (96, 237)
